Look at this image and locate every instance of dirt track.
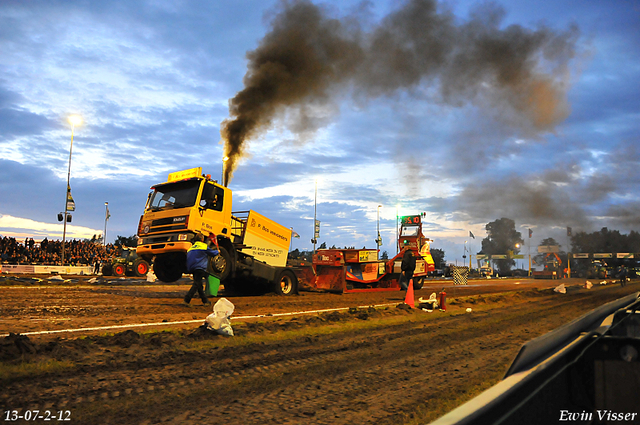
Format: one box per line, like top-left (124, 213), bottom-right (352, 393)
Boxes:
top-left (1, 275), bottom-right (638, 424)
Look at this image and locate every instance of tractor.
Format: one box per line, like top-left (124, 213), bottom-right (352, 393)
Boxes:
top-left (532, 252), bottom-right (564, 279)
top-left (102, 247), bottom-right (150, 277)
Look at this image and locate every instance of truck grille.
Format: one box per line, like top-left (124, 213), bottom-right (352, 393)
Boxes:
top-left (147, 216), bottom-right (188, 234)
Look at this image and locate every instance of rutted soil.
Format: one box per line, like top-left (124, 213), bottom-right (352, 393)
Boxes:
top-left (1, 276), bottom-right (638, 424)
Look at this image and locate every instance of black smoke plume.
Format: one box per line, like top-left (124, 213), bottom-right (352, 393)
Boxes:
top-left (221, 0), bottom-right (578, 185)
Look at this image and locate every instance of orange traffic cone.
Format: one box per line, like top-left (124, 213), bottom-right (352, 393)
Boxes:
top-left (405, 279), bottom-right (415, 308)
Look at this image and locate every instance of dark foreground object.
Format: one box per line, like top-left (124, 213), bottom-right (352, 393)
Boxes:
top-left (433, 291), bottom-right (640, 425)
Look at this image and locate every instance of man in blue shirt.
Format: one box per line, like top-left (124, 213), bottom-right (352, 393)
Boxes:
top-left (184, 233), bottom-right (219, 306)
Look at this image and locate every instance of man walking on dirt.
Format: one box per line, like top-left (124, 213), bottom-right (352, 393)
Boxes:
top-left (399, 241), bottom-right (416, 291)
top-left (184, 233), bottom-right (219, 307)
top-left (617, 265), bottom-right (628, 287)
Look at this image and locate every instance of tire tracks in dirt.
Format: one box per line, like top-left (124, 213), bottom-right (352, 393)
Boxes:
top-left (2, 285), bottom-right (636, 424)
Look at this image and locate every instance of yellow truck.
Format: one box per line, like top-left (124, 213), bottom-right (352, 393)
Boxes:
top-left (136, 167), bottom-right (298, 295)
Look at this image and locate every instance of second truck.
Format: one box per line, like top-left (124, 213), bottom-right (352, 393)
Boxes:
top-left (136, 167), bottom-right (298, 295)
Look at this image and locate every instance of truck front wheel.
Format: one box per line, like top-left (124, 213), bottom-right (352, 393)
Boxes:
top-left (275, 270), bottom-right (298, 296)
top-left (209, 246), bottom-right (231, 281)
top-left (154, 253), bottom-right (186, 283)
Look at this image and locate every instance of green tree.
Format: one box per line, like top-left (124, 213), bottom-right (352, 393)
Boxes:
top-left (571, 227), bottom-right (633, 254)
top-left (288, 248), bottom-right (301, 259)
top-left (570, 228), bottom-right (640, 269)
top-left (115, 235), bottom-right (137, 247)
top-left (430, 248), bottom-right (445, 269)
top-left (480, 218), bottom-right (523, 275)
top-left (380, 251), bottom-right (389, 260)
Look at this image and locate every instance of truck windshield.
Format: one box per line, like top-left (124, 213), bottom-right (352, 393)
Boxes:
top-left (148, 180), bottom-right (201, 211)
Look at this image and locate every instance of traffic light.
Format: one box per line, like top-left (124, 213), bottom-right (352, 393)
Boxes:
top-left (66, 214), bottom-right (72, 223)
top-left (57, 213), bottom-right (63, 222)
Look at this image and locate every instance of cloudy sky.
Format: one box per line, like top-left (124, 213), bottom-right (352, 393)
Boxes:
top-left (1, 0), bottom-right (638, 265)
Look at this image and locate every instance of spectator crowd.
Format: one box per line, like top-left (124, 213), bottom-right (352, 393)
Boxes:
top-left (0, 236), bottom-right (119, 266)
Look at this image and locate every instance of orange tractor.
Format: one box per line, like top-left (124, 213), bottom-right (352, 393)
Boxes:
top-left (532, 252), bottom-right (564, 279)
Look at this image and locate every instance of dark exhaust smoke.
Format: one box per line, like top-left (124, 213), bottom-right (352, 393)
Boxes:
top-left (221, 0), bottom-right (578, 185)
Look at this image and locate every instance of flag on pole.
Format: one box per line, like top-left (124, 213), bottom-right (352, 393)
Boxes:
top-left (106, 205), bottom-right (111, 221)
top-left (291, 229), bottom-right (300, 239)
top-left (469, 231), bottom-right (475, 239)
top-left (66, 185), bottom-right (76, 211)
top-left (529, 229), bottom-right (533, 238)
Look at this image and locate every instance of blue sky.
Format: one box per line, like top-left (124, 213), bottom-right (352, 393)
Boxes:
top-left (1, 0), bottom-right (638, 265)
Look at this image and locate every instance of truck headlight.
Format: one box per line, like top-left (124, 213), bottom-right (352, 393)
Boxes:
top-left (178, 234), bottom-right (188, 241)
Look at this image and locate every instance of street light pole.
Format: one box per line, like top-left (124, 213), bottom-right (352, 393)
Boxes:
top-left (104, 202), bottom-right (109, 246)
top-left (395, 205), bottom-right (400, 255)
top-left (376, 205), bottom-right (382, 258)
top-left (528, 232), bottom-right (532, 276)
top-left (61, 115), bottom-right (82, 266)
top-left (313, 179), bottom-right (317, 254)
top-left (463, 240), bottom-right (468, 267)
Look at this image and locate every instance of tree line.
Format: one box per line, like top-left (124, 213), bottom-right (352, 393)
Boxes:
top-left (478, 218), bottom-right (640, 274)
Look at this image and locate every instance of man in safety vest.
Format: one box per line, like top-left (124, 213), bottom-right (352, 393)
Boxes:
top-left (184, 233), bottom-right (219, 307)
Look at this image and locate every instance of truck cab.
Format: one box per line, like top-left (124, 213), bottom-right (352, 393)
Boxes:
top-left (136, 167), bottom-right (297, 295)
top-left (136, 167), bottom-right (235, 282)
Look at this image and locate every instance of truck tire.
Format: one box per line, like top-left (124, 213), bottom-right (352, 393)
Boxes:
top-left (413, 276), bottom-right (424, 290)
top-left (275, 269), bottom-right (297, 296)
top-left (113, 263), bottom-right (126, 277)
top-left (154, 252), bottom-right (186, 283)
top-left (133, 259), bottom-right (150, 277)
top-left (209, 246), bottom-right (231, 281)
top-left (102, 263), bottom-right (113, 276)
